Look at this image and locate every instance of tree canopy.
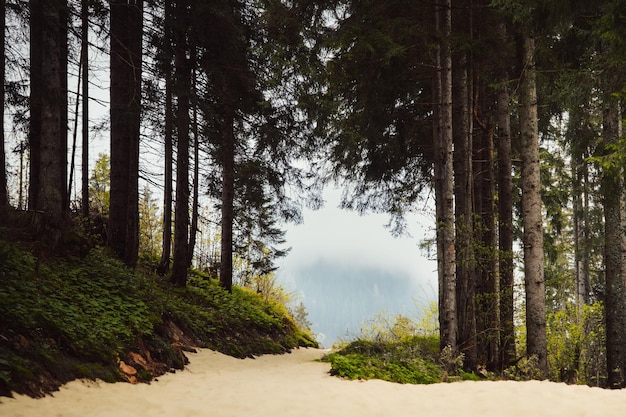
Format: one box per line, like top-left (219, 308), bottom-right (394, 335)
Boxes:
top-left (2, 0), bottom-right (626, 388)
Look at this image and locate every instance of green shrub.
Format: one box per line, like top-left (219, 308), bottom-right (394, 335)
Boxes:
top-left (323, 336), bottom-right (444, 384)
top-left (546, 302), bottom-right (606, 386)
top-left (322, 308), bottom-right (445, 385)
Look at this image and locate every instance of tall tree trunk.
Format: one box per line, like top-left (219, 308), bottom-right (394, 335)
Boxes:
top-left (171, 0), bottom-right (191, 287)
top-left (570, 110), bottom-right (592, 307)
top-left (29, 0), bottom-right (42, 212)
top-left (602, 95), bottom-right (626, 389)
top-left (519, 33), bottom-right (547, 376)
top-left (157, 0), bottom-right (174, 276)
top-left (434, 0), bottom-right (457, 355)
top-left (573, 170), bottom-right (591, 307)
top-left (81, 0), bottom-right (89, 218)
top-left (497, 49), bottom-right (516, 371)
top-left (0, 0), bottom-right (6, 213)
top-left (68, 55), bottom-right (82, 204)
top-left (473, 79), bottom-right (499, 371)
top-left (29, 0), bottom-right (69, 237)
top-left (453, 46), bottom-right (476, 370)
top-left (18, 141), bottom-right (24, 209)
top-left (188, 62), bottom-right (199, 268)
top-left (220, 108), bottom-right (236, 292)
top-left (109, 0), bottom-right (143, 267)
top-left (59, 1), bottom-right (68, 211)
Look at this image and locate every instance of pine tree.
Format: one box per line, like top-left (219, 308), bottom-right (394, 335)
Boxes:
top-left (434, 0), bottom-right (457, 355)
top-left (29, 0), bottom-right (69, 240)
top-left (171, 0), bottom-right (191, 287)
top-left (109, 0), bottom-right (143, 267)
top-left (157, 0), bottom-right (174, 276)
top-left (519, 32), bottom-right (547, 376)
top-left (496, 22), bottom-right (516, 370)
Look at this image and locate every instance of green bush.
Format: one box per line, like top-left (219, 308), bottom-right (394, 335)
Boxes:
top-left (323, 336), bottom-right (444, 384)
top-left (323, 308), bottom-right (453, 385)
top-left (546, 302), bottom-right (606, 386)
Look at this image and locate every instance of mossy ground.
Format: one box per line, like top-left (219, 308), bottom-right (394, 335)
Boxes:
top-left (0, 239), bottom-right (317, 398)
top-left (322, 335), bottom-right (481, 384)
top-left (323, 337), bottom-right (442, 384)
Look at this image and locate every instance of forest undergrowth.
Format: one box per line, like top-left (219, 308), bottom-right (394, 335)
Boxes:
top-left (0, 235), bottom-right (317, 398)
top-left (323, 303), bottom-right (606, 386)
top-left (322, 309), bottom-right (481, 384)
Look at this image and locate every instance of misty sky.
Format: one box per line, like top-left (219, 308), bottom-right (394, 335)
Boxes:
top-left (277, 187), bottom-right (438, 345)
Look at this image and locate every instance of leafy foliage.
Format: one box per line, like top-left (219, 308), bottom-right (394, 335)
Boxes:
top-left (546, 302), bottom-right (606, 386)
top-left (324, 337), bottom-right (442, 384)
top-left (88, 153), bottom-right (110, 216)
top-left (323, 309), bottom-right (476, 384)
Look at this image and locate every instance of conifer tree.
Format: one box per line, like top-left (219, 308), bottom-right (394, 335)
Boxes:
top-left (171, 0), bottom-right (191, 287)
top-left (519, 32), bottom-right (547, 376)
top-left (29, 0), bottom-right (69, 239)
top-left (109, 0), bottom-right (143, 267)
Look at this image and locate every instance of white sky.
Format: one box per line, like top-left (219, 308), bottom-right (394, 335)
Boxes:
top-left (277, 186), bottom-right (438, 297)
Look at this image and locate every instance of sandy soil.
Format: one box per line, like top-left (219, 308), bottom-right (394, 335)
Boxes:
top-left (1, 348), bottom-right (626, 417)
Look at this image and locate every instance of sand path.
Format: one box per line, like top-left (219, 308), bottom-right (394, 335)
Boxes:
top-left (1, 348), bottom-right (626, 416)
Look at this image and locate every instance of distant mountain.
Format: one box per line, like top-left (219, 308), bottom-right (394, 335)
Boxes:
top-left (286, 259), bottom-right (426, 347)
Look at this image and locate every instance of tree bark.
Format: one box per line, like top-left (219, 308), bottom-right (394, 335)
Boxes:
top-left (157, 0), bottom-right (174, 276)
top-left (0, 0), bottom-right (6, 213)
top-left (188, 61), bottom-right (199, 268)
top-left (171, 0), bottom-right (191, 287)
top-left (81, 0), bottom-right (89, 218)
top-left (602, 95), bottom-right (626, 389)
top-left (434, 0), bottom-right (457, 354)
top-left (29, 0), bottom-right (69, 237)
top-left (453, 46), bottom-right (476, 369)
top-left (220, 109), bottom-right (236, 292)
top-left (109, 0), bottom-right (143, 267)
top-left (68, 52), bottom-right (82, 206)
top-left (519, 33), bottom-right (547, 376)
top-left (473, 77), bottom-right (499, 370)
top-left (570, 109), bottom-right (592, 307)
top-left (29, 0), bottom-right (42, 211)
top-left (497, 48), bottom-right (516, 371)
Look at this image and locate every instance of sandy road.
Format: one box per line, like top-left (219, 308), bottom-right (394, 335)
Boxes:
top-left (1, 348), bottom-right (626, 417)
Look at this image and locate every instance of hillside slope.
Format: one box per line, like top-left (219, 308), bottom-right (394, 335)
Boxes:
top-left (0, 239), bottom-right (317, 397)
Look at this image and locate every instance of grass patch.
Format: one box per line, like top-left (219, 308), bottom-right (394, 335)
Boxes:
top-left (322, 310), bottom-right (480, 384)
top-left (323, 336), bottom-right (444, 384)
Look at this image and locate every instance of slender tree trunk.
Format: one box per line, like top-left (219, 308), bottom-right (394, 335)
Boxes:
top-left (574, 175), bottom-right (591, 307)
top-left (602, 95), bottom-right (626, 389)
top-left (453, 46), bottom-right (476, 369)
top-left (220, 108), bottom-right (236, 292)
top-left (59, 1), bottom-right (68, 211)
top-left (0, 0), bottom-right (6, 213)
top-left (81, 0), bottom-right (89, 218)
top-left (497, 52), bottom-right (516, 371)
top-left (157, 0), bottom-right (174, 276)
top-left (109, 0), bottom-right (143, 267)
top-left (434, 0), bottom-right (457, 355)
top-left (29, 0), bottom-right (42, 211)
top-left (188, 62), bottom-right (199, 268)
top-left (29, 0), bottom-right (69, 237)
top-left (570, 110), bottom-right (592, 307)
top-left (519, 34), bottom-right (547, 376)
top-left (171, 0), bottom-right (191, 287)
top-left (473, 79), bottom-right (499, 371)
top-left (68, 56), bottom-right (82, 203)
top-left (18, 142), bottom-right (24, 209)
